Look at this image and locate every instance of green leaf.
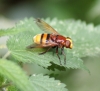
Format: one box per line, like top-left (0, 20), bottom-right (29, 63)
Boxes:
top-left (0, 18), bottom-right (35, 36)
top-left (8, 85), bottom-right (19, 91)
top-left (7, 18), bottom-right (100, 71)
top-left (0, 59), bottom-right (34, 91)
top-left (29, 74), bottom-right (68, 91)
top-left (0, 74), bottom-right (6, 86)
top-left (0, 28), bottom-right (18, 36)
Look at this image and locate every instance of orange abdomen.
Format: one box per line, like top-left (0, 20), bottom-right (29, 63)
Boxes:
top-left (33, 33), bottom-right (48, 44)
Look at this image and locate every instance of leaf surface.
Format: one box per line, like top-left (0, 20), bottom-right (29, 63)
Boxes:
top-left (7, 18), bottom-right (100, 71)
top-left (0, 59), bottom-right (34, 91)
top-left (29, 74), bottom-right (68, 91)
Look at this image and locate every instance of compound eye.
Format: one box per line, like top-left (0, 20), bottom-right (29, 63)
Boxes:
top-left (66, 40), bottom-right (70, 48)
top-left (66, 39), bottom-right (73, 49)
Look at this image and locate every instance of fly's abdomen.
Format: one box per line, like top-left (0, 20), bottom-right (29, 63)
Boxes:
top-left (33, 34), bottom-right (41, 44)
top-left (33, 33), bottom-right (49, 44)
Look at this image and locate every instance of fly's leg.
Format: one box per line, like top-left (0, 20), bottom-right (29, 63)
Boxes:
top-left (56, 46), bottom-right (62, 65)
top-left (61, 47), bottom-right (66, 65)
top-left (39, 47), bottom-right (52, 55)
top-left (52, 46), bottom-right (56, 56)
top-left (61, 47), bottom-right (64, 55)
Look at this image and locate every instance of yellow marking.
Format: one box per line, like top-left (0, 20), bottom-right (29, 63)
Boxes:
top-left (66, 38), bottom-right (73, 49)
top-left (33, 34), bottom-right (41, 44)
top-left (42, 34), bottom-right (47, 44)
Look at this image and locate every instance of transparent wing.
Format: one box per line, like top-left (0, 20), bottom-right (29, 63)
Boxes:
top-left (35, 18), bottom-right (59, 34)
top-left (26, 43), bottom-right (43, 49)
top-left (27, 42), bottom-right (58, 49)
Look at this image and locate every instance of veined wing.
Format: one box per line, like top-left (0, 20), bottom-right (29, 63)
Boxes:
top-left (27, 42), bottom-right (58, 49)
top-left (35, 18), bottom-right (59, 34)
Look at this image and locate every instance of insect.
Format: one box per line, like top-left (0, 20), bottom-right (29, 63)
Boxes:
top-left (27, 19), bottom-right (73, 65)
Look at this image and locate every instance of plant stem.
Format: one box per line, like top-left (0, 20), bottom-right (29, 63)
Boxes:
top-left (2, 51), bottom-right (11, 59)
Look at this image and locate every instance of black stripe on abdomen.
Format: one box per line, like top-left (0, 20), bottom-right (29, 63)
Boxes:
top-left (40, 34), bottom-right (44, 44)
top-left (46, 34), bottom-right (50, 43)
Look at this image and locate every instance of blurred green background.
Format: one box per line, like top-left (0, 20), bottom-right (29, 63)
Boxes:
top-left (0, 0), bottom-right (100, 25)
top-left (0, 0), bottom-right (100, 91)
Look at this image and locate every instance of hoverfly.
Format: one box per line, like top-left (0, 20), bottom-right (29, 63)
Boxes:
top-left (27, 19), bottom-right (73, 65)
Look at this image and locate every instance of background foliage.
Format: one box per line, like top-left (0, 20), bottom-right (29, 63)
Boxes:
top-left (0, 0), bottom-right (100, 91)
